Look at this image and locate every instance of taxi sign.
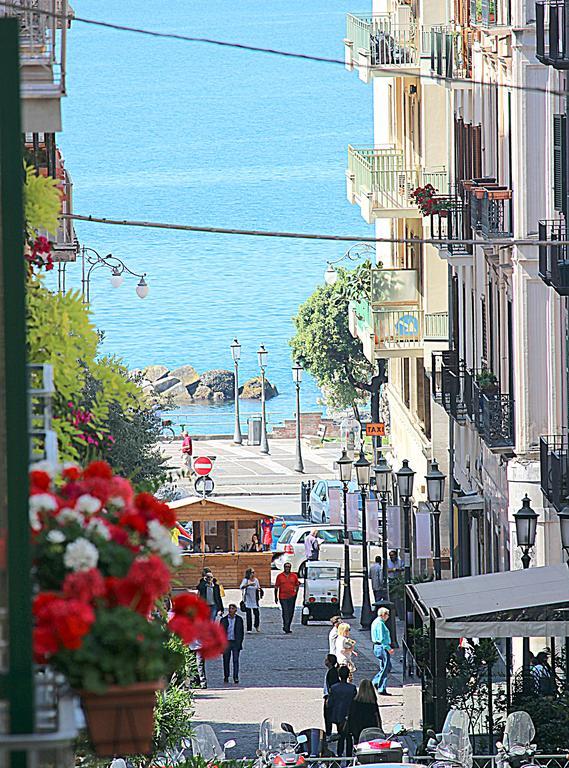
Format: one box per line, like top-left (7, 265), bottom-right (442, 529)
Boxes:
top-left (365, 422), bottom-right (385, 437)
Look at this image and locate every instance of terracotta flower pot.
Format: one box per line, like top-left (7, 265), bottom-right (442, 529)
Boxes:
top-left (80, 680), bottom-right (164, 756)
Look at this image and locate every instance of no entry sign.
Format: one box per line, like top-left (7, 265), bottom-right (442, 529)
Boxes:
top-left (193, 456), bottom-right (213, 476)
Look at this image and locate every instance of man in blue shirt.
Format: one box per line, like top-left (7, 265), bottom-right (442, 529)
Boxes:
top-left (370, 606), bottom-right (394, 695)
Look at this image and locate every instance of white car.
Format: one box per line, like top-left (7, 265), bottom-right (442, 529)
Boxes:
top-left (309, 480), bottom-right (377, 524)
top-left (272, 524), bottom-right (382, 577)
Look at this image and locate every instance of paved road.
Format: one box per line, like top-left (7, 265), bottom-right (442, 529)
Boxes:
top-left (192, 583), bottom-right (422, 758)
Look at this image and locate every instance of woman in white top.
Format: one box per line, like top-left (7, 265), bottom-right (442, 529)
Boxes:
top-left (328, 615), bottom-right (341, 655)
top-left (239, 567), bottom-right (262, 632)
top-left (335, 622), bottom-right (357, 682)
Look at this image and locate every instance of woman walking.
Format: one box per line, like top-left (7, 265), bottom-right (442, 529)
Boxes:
top-left (347, 679), bottom-right (383, 745)
top-left (240, 567), bottom-right (262, 632)
top-left (335, 622), bottom-right (357, 682)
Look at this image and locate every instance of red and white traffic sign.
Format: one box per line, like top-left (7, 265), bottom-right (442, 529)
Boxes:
top-left (193, 456), bottom-right (213, 476)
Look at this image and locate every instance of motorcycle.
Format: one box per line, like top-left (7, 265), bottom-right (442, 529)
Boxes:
top-left (354, 723), bottom-right (408, 764)
top-left (496, 712), bottom-right (539, 768)
top-left (255, 718), bottom-right (308, 768)
top-left (428, 709), bottom-right (473, 768)
top-left (191, 723), bottom-right (236, 761)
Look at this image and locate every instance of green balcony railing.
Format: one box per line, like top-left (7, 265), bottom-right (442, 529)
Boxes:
top-left (346, 12), bottom-right (419, 68)
top-left (424, 311), bottom-right (449, 339)
top-left (348, 145), bottom-right (419, 213)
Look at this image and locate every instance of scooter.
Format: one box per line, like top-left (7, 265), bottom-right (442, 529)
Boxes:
top-left (281, 722), bottom-right (335, 758)
top-left (256, 718), bottom-right (308, 768)
top-left (427, 709), bottom-right (473, 768)
top-left (191, 723), bottom-right (236, 761)
top-left (495, 712), bottom-right (539, 768)
top-left (354, 723), bottom-right (408, 764)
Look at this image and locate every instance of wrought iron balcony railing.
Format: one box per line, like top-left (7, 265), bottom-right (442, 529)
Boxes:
top-left (429, 196), bottom-right (473, 256)
top-left (538, 220), bottom-right (569, 295)
top-left (539, 435), bottom-right (569, 510)
top-left (431, 351), bottom-right (467, 423)
top-left (430, 29), bottom-right (472, 80)
top-left (463, 367), bottom-right (515, 449)
top-left (465, 181), bottom-right (512, 239)
top-left (536, 0), bottom-right (569, 69)
top-left (345, 11), bottom-right (420, 78)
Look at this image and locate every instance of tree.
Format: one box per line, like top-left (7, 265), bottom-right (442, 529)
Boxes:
top-left (290, 261), bottom-right (386, 419)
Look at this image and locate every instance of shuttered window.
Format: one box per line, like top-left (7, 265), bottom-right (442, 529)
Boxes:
top-left (553, 113), bottom-right (567, 215)
top-left (472, 125), bottom-right (483, 178)
top-left (481, 296), bottom-right (488, 366)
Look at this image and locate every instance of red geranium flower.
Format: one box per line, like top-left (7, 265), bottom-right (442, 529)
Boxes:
top-left (63, 568), bottom-right (106, 603)
top-left (61, 465), bottom-right (81, 482)
top-left (195, 620), bottom-right (228, 659)
top-left (30, 470), bottom-right (51, 492)
top-left (172, 593), bottom-right (210, 622)
top-left (83, 461), bottom-right (113, 481)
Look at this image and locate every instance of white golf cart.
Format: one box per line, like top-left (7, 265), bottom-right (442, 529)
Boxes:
top-left (301, 560), bottom-right (341, 625)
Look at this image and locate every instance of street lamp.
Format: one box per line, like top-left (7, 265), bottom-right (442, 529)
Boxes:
top-left (355, 449), bottom-right (374, 628)
top-left (81, 246), bottom-right (149, 304)
top-left (292, 362), bottom-right (304, 473)
top-left (425, 458), bottom-right (446, 581)
top-left (323, 243), bottom-right (376, 285)
top-left (337, 449), bottom-right (354, 619)
top-left (230, 339), bottom-right (243, 445)
top-left (396, 459), bottom-right (415, 584)
top-left (374, 456), bottom-right (391, 598)
top-left (513, 494), bottom-right (538, 692)
top-left (558, 504), bottom-right (569, 559)
top-left (257, 344), bottom-right (269, 455)
top-left (324, 264), bottom-right (338, 285)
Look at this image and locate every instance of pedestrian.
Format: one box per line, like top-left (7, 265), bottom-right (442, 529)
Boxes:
top-left (197, 571), bottom-right (223, 620)
top-left (261, 517), bottom-right (274, 551)
top-left (371, 607), bottom-right (394, 695)
top-left (189, 639), bottom-right (207, 689)
top-left (249, 533), bottom-right (263, 552)
top-left (532, 650), bottom-right (554, 695)
top-left (304, 528), bottom-right (321, 561)
top-left (328, 616), bottom-right (341, 654)
top-left (387, 549), bottom-right (404, 579)
top-left (274, 562), bottom-right (300, 634)
top-left (323, 654), bottom-right (340, 736)
top-left (326, 665), bottom-right (356, 756)
top-left (347, 679), bottom-right (383, 744)
top-left (370, 555), bottom-right (383, 603)
top-left (220, 603), bottom-right (244, 684)
top-left (181, 431), bottom-right (193, 472)
top-left (240, 567), bottom-right (262, 632)
top-left (335, 622), bottom-right (357, 682)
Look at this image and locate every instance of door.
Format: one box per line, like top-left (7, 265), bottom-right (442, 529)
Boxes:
top-left (317, 528), bottom-right (343, 563)
top-left (310, 482), bottom-right (326, 522)
top-left (348, 530), bottom-right (364, 571)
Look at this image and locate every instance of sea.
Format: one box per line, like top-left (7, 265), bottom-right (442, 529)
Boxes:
top-left (59, 0), bottom-right (372, 434)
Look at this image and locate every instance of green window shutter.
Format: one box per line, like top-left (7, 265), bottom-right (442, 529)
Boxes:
top-left (553, 113), bottom-right (567, 214)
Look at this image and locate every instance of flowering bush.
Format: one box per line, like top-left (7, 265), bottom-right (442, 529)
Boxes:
top-left (30, 461), bottom-right (226, 693)
top-left (26, 235), bottom-right (54, 273)
top-left (411, 184), bottom-right (449, 216)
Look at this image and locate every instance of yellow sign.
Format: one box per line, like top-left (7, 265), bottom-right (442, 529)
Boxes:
top-left (365, 422), bottom-right (385, 437)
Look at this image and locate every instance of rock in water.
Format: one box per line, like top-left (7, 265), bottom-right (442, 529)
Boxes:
top-left (240, 376), bottom-right (278, 400)
top-left (192, 369), bottom-right (235, 401)
top-left (143, 364), bottom-right (169, 382)
top-left (169, 364), bottom-right (200, 387)
top-left (154, 376), bottom-right (181, 394)
top-left (166, 382), bottom-right (194, 406)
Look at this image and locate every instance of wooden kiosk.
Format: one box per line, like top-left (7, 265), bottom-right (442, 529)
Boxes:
top-left (169, 498), bottom-right (274, 588)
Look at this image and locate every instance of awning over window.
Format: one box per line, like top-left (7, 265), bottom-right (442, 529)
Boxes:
top-left (407, 564), bottom-right (569, 638)
top-left (453, 493), bottom-right (484, 510)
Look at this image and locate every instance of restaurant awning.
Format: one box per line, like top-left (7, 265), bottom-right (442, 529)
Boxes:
top-left (407, 564), bottom-right (569, 638)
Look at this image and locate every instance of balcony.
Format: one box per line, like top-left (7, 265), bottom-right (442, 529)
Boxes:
top-left (429, 196), bottom-right (473, 258)
top-left (346, 146), bottom-right (448, 222)
top-left (345, 9), bottom-right (419, 83)
top-left (463, 368), bottom-right (515, 450)
top-left (1, 0), bottom-right (69, 132)
top-left (536, 0), bottom-right (569, 68)
top-left (464, 180), bottom-right (512, 239)
top-left (470, 0), bottom-right (509, 26)
top-left (429, 29), bottom-right (472, 82)
top-left (431, 351), bottom-right (466, 422)
top-left (539, 435), bottom-right (569, 510)
top-left (538, 220), bottom-right (569, 295)
top-left (348, 268), bottom-right (448, 359)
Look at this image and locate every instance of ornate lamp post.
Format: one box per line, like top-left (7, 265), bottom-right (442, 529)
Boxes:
top-left (374, 456), bottom-right (391, 599)
top-left (292, 362), bottom-right (304, 473)
top-left (337, 449), bottom-right (354, 618)
top-left (425, 459), bottom-right (446, 581)
top-left (355, 449), bottom-right (374, 628)
top-left (323, 243), bottom-right (376, 285)
top-left (257, 344), bottom-right (269, 455)
top-left (396, 459), bottom-right (415, 584)
top-left (514, 494), bottom-right (538, 692)
top-left (230, 339), bottom-right (242, 445)
top-left (81, 246), bottom-right (148, 304)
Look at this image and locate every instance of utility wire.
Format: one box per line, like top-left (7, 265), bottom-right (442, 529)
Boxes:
top-left (66, 213), bottom-right (569, 247)
top-left (1, 0), bottom-right (568, 99)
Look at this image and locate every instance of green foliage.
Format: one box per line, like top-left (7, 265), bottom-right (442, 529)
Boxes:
top-left (23, 163), bottom-right (61, 235)
top-left (476, 368), bottom-right (498, 393)
top-left (290, 264), bottom-right (374, 409)
top-left (508, 693), bottom-right (569, 751)
top-left (153, 684), bottom-right (195, 756)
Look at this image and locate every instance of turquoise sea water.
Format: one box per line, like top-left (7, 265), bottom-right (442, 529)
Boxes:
top-left (60, 0), bottom-right (372, 433)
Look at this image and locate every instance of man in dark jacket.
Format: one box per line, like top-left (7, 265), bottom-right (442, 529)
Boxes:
top-left (220, 603), bottom-right (244, 684)
top-left (326, 665), bottom-right (356, 755)
top-left (197, 571), bottom-right (224, 619)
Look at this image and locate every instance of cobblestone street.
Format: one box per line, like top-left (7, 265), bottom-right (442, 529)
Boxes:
top-left (192, 583), bottom-right (422, 758)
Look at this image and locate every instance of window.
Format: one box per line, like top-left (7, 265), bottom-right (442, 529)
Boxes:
top-left (279, 527), bottom-right (295, 544)
top-left (349, 530), bottom-right (364, 544)
top-left (553, 114), bottom-right (567, 216)
top-left (306, 566), bottom-right (340, 579)
top-left (481, 296), bottom-right (488, 365)
top-left (317, 529), bottom-right (342, 544)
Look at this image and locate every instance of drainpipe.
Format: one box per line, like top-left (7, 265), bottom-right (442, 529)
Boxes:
top-left (448, 262), bottom-right (456, 578)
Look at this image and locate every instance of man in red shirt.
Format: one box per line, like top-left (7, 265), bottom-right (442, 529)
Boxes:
top-left (274, 562), bottom-right (300, 634)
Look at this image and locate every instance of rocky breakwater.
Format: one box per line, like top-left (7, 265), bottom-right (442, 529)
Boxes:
top-left (131, 365), bottom-right (278, 407)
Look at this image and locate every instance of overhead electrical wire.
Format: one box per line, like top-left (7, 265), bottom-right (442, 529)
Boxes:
top-left (66, 213), bottom-right (569, 248)
top-left (0, 0), bottom-right (567, 99)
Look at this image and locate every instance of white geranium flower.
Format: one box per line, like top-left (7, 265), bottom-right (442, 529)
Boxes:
top-left (86, 517), bottom-right (111, 541)
top-left (108, 496), bottom-right (125, 509)
top-left (47, 529), bottom-right (66, 544)
top-left (29, 494), bottom-right (58, 514)
top-left (30, 460), bottom-right (56, 477)
top-left (57, 507), bottom-right (84, 526)
top-left (29, 508), bottom-right (41, 532)
top-left (75, 494), bottom-right (102, 516)
top-left (147, 519), bottom-right (182, 566)
top-left (63, 538), bottom-right (99, 572)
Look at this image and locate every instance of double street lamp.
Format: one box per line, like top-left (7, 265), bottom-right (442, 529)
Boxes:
top-left (257, 345), bottom-right (270, 455)
top-left (337, 449), bottom-right (354, 618)
top-left (425, 459), bottom-right (446, 581)
top-left (355, 449), bottom-right (375, 628)
top-left (396, 459), bottom-right (415, 584)
top-left (292, 362), bottom-right (304, 473)
top-left (81, 246), bottom-right (149, 305)
top-left (230, 339), bottom-right (242, 445)
top-left (374, 456), bottom-right (392, 599)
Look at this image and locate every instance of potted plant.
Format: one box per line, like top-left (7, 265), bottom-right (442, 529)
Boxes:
top-left (30, 461), bottom-right (226, 757)
top-left (411, 184), bottom-right (450, 217)
top-left (476, 368), bottom-right (499, 395)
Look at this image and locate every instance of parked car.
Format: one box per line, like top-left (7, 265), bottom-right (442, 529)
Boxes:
top-left (272, 524), bottom-right (382, 577)
top-left (270, 515), bottom-right (306, 551)
top-left (309, 480), bottom-right (376, 523)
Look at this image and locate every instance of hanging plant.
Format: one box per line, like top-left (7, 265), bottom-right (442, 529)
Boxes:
top-left (411, 184), bottom-right (449, 216)
top-left (25, 235), bottom-right (54, 273)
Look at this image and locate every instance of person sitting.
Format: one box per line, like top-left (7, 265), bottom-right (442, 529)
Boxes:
top-left (347, 679), bottom-right (383, 745)
top-left (249, 533), bottom-right (263, 552)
